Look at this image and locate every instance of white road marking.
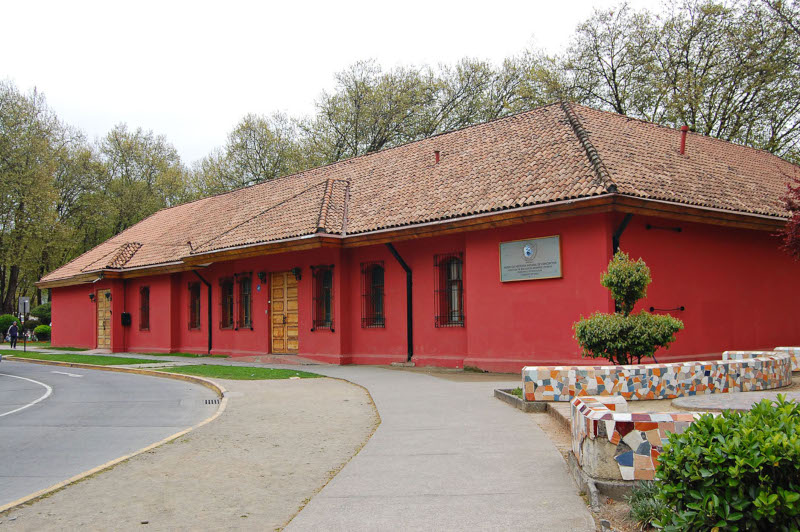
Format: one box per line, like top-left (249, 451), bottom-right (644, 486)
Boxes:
top-left (0, 373), bottom-right (53, 418)
top-left (52, 371), bottom-right (83, 378)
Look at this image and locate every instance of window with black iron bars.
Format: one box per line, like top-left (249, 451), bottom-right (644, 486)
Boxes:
top-left (434, 252), bottom-right (464, 327)
top-left (361, 261), bottom-right (385, 328)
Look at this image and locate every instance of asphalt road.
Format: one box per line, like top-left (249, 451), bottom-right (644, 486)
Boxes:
top-left (0, 360), bottom-right (218, 508)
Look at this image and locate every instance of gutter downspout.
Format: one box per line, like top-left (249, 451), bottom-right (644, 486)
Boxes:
top-left (612, 213), bottom-right (633, 255)
top-left (193, 270), bottom-right (213, 355)
top-left (386, 243), bottom-right (413, 362)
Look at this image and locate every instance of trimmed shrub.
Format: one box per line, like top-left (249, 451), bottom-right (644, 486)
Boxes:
top-left (573, 251), bottom-right (684, 364)
top-left (0, 314), bottom-right (19, 335)
top-left (655, 396), bottom-right (800, 531)
top-left (33, 324), bottom-right (51, 341)
top-left (23, 319), bottom-right (39, 331)
top-left (31, 302), bottom-right (51, 325)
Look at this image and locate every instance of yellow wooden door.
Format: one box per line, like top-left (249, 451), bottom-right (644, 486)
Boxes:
top-left (97, 289), bottom-right (111, 348)
top-left (271, 272), bottom-right (298, 354)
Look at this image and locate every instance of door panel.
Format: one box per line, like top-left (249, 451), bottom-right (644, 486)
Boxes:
top-left (97, 289), bottom-right (111, 348)
top-left (271, 272), bottom-right (298, 354)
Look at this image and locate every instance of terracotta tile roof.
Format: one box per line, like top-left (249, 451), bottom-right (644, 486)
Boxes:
top-left (40, 102), bottom-right (798, 284)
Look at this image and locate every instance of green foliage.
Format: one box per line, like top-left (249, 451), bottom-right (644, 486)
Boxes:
top-left (573, 311), bottom-right (683, 365)
top-left (573, 251), bottom-right (684, 364)
top-left (601, 251), bottom-right (651, 315)
top-left (627, 481), bottom-right (668, 528)
top-left (33, 324), bottom-right (51, 340)
top-left (655, 396), bottom-right (800, 531)
top-left (0, 314), bottom-right (19, 333)
top-left (30, 302), bottom-right (50, 324)
top-left (22, 319), bottom-right (39, 331)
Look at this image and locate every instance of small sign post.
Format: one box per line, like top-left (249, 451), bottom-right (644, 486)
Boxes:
top-left (18, 297), bottom-right (29, 352)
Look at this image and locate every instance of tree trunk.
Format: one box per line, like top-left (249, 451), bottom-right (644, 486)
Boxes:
top-left (3, 265), bottom-right (19, 314)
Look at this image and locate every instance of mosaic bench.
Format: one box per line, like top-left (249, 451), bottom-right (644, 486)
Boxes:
top-left (571, 395), bottom-right (704, 481)
top-left (522, 351), bottom-right (792, 402)
top-left (723, 347), bottom-right (800, 372)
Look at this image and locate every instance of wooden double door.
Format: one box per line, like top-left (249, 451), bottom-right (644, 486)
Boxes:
top-left (97, 289), bottom-right (111, 348)
top-left (271, 272), bottom-right (299, 354)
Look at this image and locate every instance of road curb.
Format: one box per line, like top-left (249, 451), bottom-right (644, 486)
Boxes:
top-left (0, 357), bottom-right (229, 515)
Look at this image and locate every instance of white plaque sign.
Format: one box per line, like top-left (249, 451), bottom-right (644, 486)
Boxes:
top-left (499, 235), bottom-right (562, 282)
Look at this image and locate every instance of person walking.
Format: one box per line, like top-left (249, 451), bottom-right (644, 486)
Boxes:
top-left (8, 321), bottom-right (18, 349)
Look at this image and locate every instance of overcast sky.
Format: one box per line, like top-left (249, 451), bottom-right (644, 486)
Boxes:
top-left (2, 0), bottom-right (662, 165)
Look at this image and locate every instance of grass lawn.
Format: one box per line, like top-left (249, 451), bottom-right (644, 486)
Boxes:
top-left (1, 351), bottom-right (156, 365)
top-left (140, 352), bottom-right (229, 358)
top-left (1, 341), bottom-right (50, 348)
top-left (156, 365), bottom-right (322, 380)
top-left (46, 346), bottom-right (90, 352)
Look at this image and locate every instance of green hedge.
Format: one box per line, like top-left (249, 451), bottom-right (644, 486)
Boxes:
top-left (0, 314), bottom-right (19, 335)
top-left (31, 302), bottom-right (51, 325)
top-left (33, 324), bottom-right (51, 341)
top-left (656, 396), bottom-right (800, 530)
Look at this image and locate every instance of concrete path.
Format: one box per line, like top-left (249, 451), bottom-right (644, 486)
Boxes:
top-left (9, 351), bottom-right (595, 530)
top-left (287, 366), bottom-right (594, 531)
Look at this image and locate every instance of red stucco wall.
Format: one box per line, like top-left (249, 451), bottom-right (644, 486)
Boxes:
top-left (620, 214), bottom-right (800, 361)
top-left (49, 212), bottom-right (800, 372)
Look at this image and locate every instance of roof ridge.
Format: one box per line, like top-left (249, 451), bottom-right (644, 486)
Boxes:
top-left (191, 180), bottom-right (329, 253)
top-left (560, 101), bottom-right (618, 194)
top-left (316, 179), bottom-right (335, 233)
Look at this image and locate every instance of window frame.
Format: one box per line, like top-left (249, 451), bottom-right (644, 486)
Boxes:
top-left (219, 277), bottom-right (234, 329)
top-left (434, 253), bottom-right (465, 328)
top-left (361, 262), bottom-right (385, 328)
top-left (237, 275), bottom-right (253, 330)
top-left (188, 282), bottom-right (201, 330)
top-left (139, 286), bottom-right (150, 331)
top-left (311, 265), bottom-right (334, 331)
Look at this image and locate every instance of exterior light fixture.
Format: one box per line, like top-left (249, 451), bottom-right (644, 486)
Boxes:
top-left (89, 293), bottom-right (95, 302)
top-left (105, 292), bottom-right (112, 301)
top-left (258, 271), bottom-right (267, 283)
top-left (291, 267), bottom-right (302, 281)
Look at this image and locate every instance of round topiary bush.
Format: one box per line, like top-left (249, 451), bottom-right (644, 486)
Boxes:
top-left (33, 324), bottom-right (51, 341)
top-left (0, 314), bottom-right (19, 335)
top-left (655, 395), bottom-right (800, 530)
top-left (23, 319), bottom-right (39, 331)
top-left (31, 302), bottom-right (51, 325)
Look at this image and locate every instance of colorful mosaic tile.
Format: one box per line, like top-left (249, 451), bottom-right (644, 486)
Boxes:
top-left (570, 395), bottom-right (707, 481)
top-left (523, 351), bottom-right (792, 402)
top-left (724, 347), bottom-right (800, 372)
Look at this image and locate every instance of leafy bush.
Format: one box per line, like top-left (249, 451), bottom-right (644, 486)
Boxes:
top-left (573, 251), bottom-right (683, 364)
top-left (31, 302), bottom-right (51, 325)
top-left (628, 481), bottom-right (667, 529)
top-left (33, 324), bottom-right (51, 340)
top-left (655, 396), bottom-right (800, 531)
top-left (0, 314), bottom-right (19, 335)
top-left (23, 319), bottom-right (39, 331)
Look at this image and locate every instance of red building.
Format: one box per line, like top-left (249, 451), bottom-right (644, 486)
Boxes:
top-left (38, 103), bottom-right (800, 372)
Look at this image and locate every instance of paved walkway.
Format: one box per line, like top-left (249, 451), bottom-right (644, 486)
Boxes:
top-left (287, 366), bottom-right (594, 531)
top-left (11, 350), bottom-right (595, 530)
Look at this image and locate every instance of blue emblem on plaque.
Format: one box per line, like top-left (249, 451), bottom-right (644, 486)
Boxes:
top-left (523, 243), bottom-right (536, 259)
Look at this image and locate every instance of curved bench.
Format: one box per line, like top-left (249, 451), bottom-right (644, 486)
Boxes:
top-left (724, 347), bottom-right (800, 371)
top-left (523, 351), bottom-right (792, 402)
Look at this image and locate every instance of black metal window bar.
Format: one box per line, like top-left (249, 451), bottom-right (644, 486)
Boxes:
top-left (220, 278), bottom-right (234, 329)
top-left (238, 275), bottom-right (252, 329)
top-left (434, 252), bottom-right (464, 327)
top-left (188, 282), bottom-right (201, 330)
top-left (311, 265), bottom-right (334, 331)
top-left (139, 286), bottom-right (150, 331)
top-left (361, 261), bottom-right (385, 328)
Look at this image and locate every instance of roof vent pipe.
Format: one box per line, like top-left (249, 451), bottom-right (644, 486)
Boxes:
top-left (434, 150), bottom-right (440, 164)
top-left (679, 125), bottom-right (689, 155)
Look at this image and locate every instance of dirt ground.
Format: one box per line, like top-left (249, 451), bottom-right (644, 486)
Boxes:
top-left (0, 377), bottom-right (378, 531)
